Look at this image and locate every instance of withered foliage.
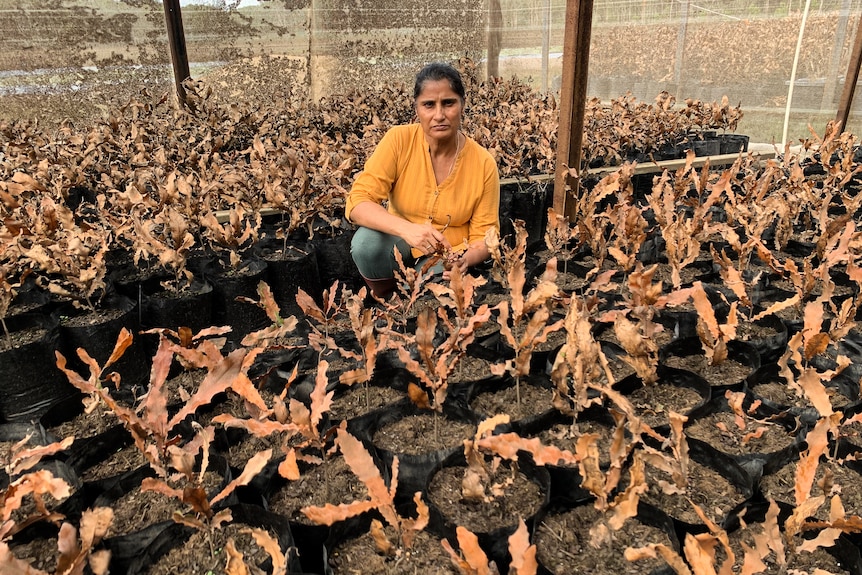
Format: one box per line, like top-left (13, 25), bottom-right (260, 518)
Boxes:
top-left (6, 47), bottom-right (862, 575)
top-left (0, 58), bottom-right (742, 307)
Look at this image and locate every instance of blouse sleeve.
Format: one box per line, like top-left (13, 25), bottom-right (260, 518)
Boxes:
top-left (466, 153), bottom-right (501, 246)
top-left (344, 128), bottom-right (401, 223)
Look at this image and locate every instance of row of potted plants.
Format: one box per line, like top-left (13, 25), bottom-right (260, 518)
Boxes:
top-left (4, 109), bottom-right (862, 567)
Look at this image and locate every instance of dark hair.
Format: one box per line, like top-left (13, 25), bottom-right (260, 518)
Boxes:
top-left (413, 62), bottom-right (466, 104)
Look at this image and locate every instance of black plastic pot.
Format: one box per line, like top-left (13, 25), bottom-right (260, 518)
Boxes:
top-left (613, 364), bottom-right (712, 435)
top-left (684, 393), bottom-right (804, 481)
top-left (499, 180), bottom-right (552, 253)
top-left (348, 398), bottom-right (482, 501)
top-left (465, 372), bottom-right (558, 431)
top-left (0, 313), bottom-right (75, 423)
top-left (425, 449), bottom-right (551, 571)
top-left (141, 277), bottom-right (214, 336)
top-left (533, 499), bottom-right (679, 575)
top-left (311, 228), bottom-right (363, 294)
top-left (63, 423), bottom-right (134, 479)
top-left (511, 403), bottom-right (618, 507)
top-left (0, 420), bottom-right (77, 489)
top-left (717, 133), bottom-right (750, 155)
top-left (321, 502), bottom-right (452, 575)
top-left (109, 264), bottom-right (169, 304)
top-left (101, 453), bottom-right (237, 573)
top-left (721, 498), bottom-right (862, 575)
top-left (55, 295), bottom-right (150, 397)
top-left (659, 337), bottom-right (761, 395)
top-left (259, 240), bottom-right (321, 318)
top-left (738, 314), bottom-right (788, 366)
top-left (107, 519), bottom-right (196, 575)
top-left (5, 286), bottom-right (51, 322)
top-left (467, 325), bottom-right (564, 377)
top-left (745, 363), bottom-right (858, 427)
top-left (225, 503), bottom-right (303, 573)
top-left (207, 257), bottom-right (270, 348)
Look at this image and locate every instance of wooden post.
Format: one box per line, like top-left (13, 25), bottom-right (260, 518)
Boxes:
top-left (162, 0), bottom-right (190, 107)
top-left (836, 9), bottom-right (862, 132)
top-left (552, 0), bottom-right (594, 218)
top-left (487, 0), bottom-right (502, 79)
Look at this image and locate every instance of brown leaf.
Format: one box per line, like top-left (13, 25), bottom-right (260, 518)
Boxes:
top-left (683, 532), bottom-right (722, 575)
top-left (337, 426), bottom-right (397, 526)
top-left (400, 491), bottom-right (430, 549)
top-left (246, 527), bottom-right (287, 575)
top-left (212, 448), bottom-right (272, 505)
top-left (104, 328), bottom-right (134, 370)
top-left (9, 436), bottom-right (74, 477)
top-left (370, 519), bottom-right (394, 556)
top-left (455, 525), bottom-right (494, 575)
top-left (797, 367), bottom-right (834, 418)
top-left (795, 415), bottom-right (833, 505)
top-left (55, 521), bottom-right (80, 575)
top-left (88, 550), bottom-right (111, 575)
top-left (508, 518), bottom-right (537, 575)
top-left (300, 499), bottom-right (377, 526)
top-left (78, 507), bottom-right (113, 549)
top-left (224, 538), bottom-right (250, 575)
top-left (278, 448), bottom-right (300, 480)
top-left (168, 348), bottom-right (262, 429)
top-left (625, 544), bottom-right (692, 575)
top-left (477, 433), bottom-right (576, 467)
top-left (575, 433), bottom-right (607, 508)
top-left (140, 477), bottom-right (183, 501)
top-left (407, 382), bottom-right (431, 409)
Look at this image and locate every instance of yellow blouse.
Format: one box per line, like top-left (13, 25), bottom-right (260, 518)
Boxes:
top-left (345, 123), bottom-right (500, 255)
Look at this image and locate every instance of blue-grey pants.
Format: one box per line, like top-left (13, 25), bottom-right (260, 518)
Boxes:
top-left (350, 227), bottom-right (444, 279)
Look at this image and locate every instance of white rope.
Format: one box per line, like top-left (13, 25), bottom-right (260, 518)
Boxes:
top-left (782, 0), bottom-right (813, 146)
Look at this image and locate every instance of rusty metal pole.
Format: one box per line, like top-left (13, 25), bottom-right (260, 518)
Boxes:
top-left (553, 0), bottom-right (593, 218)
top-left (836, 12), bottom-right (862, 132)
top-left (163, 0), bottom-right (191, 107)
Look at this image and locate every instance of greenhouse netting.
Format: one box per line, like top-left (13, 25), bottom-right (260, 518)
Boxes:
top-left (1, 0), bottom-right (862, 146)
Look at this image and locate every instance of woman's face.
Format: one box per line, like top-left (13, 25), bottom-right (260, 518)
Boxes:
top-left (415, 79), bottom-right (463, 146)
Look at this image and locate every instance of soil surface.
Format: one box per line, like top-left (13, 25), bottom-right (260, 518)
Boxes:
top-left (328, 526), bottom-right (458, 575)
top-left (427, 459), bottom-right (546, 535)
top-left (534, 502), bottom-right (675, 575)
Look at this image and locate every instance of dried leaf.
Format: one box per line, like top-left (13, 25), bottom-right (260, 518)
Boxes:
top-left (508, 518), bottom-right (537, 575)
top-left (278, 448), bottom-right (301, 481)
top-left (407, 382), bottom-right (431, 409)
top-left (477, 433), bottom-right (577, 466)
top-left (370, 519), bottom-right (394, 556)
top-left (212, 448), bottom-right (272, 505)
top-left (246, 527), bottom-right (287, 575)
top-left (625, 544), bottom-right (692, 575)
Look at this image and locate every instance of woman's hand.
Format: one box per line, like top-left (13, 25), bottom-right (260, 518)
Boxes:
top-left (403, 221), bottom-right (451, 255)
top-left (442, 241), bottom-right (489, 280)
top-left (442, 251), bottom-right (468, 280)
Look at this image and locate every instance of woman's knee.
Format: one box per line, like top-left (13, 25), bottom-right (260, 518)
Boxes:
top-left (351, 227), bottom-right (409, 278)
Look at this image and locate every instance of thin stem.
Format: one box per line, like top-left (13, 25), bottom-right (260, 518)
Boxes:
top-left (1, 318), bottom-right (10, 350)
top-left (515, 375), bottom-right (522, 408)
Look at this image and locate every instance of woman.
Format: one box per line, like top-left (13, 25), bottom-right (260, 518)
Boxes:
top-left (345, 62), bottom-right (501, 298)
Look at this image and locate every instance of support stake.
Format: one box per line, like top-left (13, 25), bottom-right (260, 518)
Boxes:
top-left (553, 0), bottom-right (594, 218)
top-left (162, 0), bottom-right (190, 108)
